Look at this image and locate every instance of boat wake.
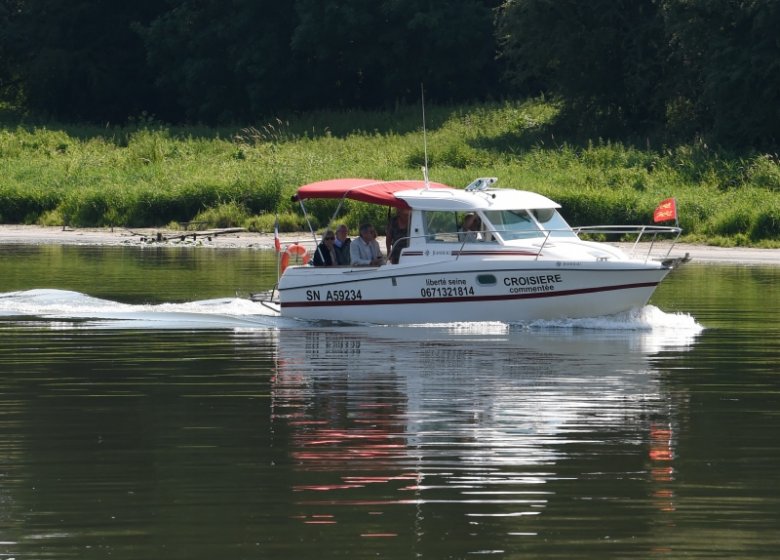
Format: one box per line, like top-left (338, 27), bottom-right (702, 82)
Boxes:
top-left (0, 288), bottom-right (703, 343)
top-left (521, 305), bottom-right (704, 352)
top-left (0, 288), bottom-right (285, 329)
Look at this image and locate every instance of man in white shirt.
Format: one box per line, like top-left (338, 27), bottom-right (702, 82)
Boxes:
top-left (350, 223), bottom-right (384, 266)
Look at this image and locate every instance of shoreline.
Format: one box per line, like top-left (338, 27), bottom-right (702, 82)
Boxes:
top-left (1, 224), bottom-right (779, 265)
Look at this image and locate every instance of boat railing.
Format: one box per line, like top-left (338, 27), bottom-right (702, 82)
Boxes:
top-left (570, 225), bottom-right (683, 262)
top-left (398, 224), bottom-right (682, 263)
top-left (354, 224), bottom-right (682, 265)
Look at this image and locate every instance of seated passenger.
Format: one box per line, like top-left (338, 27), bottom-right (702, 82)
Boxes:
top-left (350, 223), bottom-right (384, 266)
top-left (333, 224), bottom-right (351, 265)
top-left (312, 230), bottom-right (338, 266)
top-left (458, 213), bottom-right (482, 242)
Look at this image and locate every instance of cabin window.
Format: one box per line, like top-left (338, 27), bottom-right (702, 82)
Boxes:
top-left (530, 209), bottom-right (578, 238)
top-left (422, 211), bottom-right (496, 243)
top-left (483, 209), bottom-right (543, 241)
top-left (423, 211), bottom-right (460, 242)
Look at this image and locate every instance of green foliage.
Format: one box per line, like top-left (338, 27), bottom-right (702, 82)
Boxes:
top-left (291, 0), bottom-right (501, 110)
top-left (498, 0), bottom-right (780, 147)
top-left (662, 0), bottom-right (780, 148)
top-left (746, 155), bottom-right (780, 191)
top-left (498, 0), bottom-right (667, 132)
top-left (1, 100), bottom-right (780, 246)
top-left (191, 202), bottom-right (248, 229)
top-left (708, 208), bottom-right (756, 237)
top-left (3, 0), bottom-right (160, 121)
top-left (126, 128), bottom-right (175, 165)
top-left (245, 212), bottom-right (309, 233)
top-left (750, 203), bottom-right (780, 241)
top-left (1, 0), bottom-right (499, 124)
top-left (1, 0), bottom-right (779, 152)
top-left (57, 187), bottom-right (127, 227)
top-left (0, 183), bottom-right (59, 223)
top-left (37, 209), bottom-right (65, 226)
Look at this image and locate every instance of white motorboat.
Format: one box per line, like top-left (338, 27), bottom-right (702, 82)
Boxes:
top-left (256, 177), bottom-right (689, 323)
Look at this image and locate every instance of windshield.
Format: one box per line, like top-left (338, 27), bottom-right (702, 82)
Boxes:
top-left (530, 208), bottom-right (578, 238)
top-left (482, 209), bottom-right (577, 241)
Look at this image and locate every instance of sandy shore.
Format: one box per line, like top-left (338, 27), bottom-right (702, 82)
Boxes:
top-left (2, 224), bottom-right (779, 265)
top-left (0, 225), bottom-right (308, 251)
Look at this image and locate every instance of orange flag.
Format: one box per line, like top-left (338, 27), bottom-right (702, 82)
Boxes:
top-left (653, 198), bottom-right (677, 223)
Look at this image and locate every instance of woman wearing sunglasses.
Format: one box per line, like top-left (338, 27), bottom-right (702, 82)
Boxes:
top-left (312, 229), bottom-right (338, 266)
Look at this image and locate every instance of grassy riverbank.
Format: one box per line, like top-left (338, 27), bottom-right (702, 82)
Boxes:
top-left (2, 100), bottom-right (779, 246)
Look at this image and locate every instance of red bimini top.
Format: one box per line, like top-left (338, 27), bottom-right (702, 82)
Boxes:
top-left (292, 178), bottom-right (450, 209)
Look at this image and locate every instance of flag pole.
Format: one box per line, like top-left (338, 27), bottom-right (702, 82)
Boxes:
top-left (674, 198), bottom-right (679, 228)
top-left (274, 213), bottom-right (281, 289)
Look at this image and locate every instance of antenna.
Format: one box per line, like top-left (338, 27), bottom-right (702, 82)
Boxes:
top-left (421, 83), bottom-right (430, 189)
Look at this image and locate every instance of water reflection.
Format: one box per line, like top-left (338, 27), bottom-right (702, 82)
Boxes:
top-left (265, 321), bottom-right (699, 553)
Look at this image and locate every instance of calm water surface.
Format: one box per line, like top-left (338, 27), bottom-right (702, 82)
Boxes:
top-left (1, 245), bottom-right (779, 559)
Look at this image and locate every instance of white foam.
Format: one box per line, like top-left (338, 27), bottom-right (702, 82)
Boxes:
top-left (525, 305), bottom-right (703, 333)
top-left (0, 289), bottom-right (277, 329)
top-left (1, 290), bottom-right (704, 344)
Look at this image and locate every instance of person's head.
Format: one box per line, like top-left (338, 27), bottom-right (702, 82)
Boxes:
top-left (359, 223), bottom-right (376, 240)
top-left (322, 229), bottom-right (335, 244)
top-left (463, 213), bottom-right (477, 229)
top-left (335, 224), bottom-right (349, 240)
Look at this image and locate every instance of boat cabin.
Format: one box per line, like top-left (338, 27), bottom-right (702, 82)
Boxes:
top-left (293, 177), bottom-right (580, 265)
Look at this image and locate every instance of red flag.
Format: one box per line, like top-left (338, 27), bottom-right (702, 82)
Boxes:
top-left (653, 198), bottom-right (677, 223)
top-left (273, 215), bottom-right (281, 252)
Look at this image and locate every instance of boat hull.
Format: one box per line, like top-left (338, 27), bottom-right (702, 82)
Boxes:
top-left (276, 260), bottom-right (671, 323)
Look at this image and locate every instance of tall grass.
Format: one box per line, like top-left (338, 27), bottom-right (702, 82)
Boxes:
top-left (1, 100), bottom-right (779, 245)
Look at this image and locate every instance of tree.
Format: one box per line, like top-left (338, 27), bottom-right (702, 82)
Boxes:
top-left (139, 0), bottom-right (300, 123)
top-left (0, 0), bottom-right (24, 107)
top-left (290, 0), bottom-right (385, 109)
top-left (662, 0), bottom-right (780, 147)
top-left (290, 0), bottom-right (502, 110)
top-left (6, 0), bottom-right (162, 122)
top-left (380, 0), bottom-right (503, 104)
top-left (498, 0), bottom-right (667, 133)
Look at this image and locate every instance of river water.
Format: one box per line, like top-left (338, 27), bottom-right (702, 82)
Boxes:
top-left (1, 245), bottom-right (778, 559)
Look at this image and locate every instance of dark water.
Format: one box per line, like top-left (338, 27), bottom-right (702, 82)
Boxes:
top-left (1, 245), bottom-right (779, 559)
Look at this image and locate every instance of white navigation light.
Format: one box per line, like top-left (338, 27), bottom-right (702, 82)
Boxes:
top-left (465, 177), bottom-right (498, 191)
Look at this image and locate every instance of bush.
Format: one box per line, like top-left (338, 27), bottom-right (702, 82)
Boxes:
top-left (191, 202), bottom-right (248, 228)
top-left (38, 209), bottom-right (66, 226)
top-left (0, 184), bottom-right (60, 223)
top-left (245, 212), bottom-right (310, 233)
top-left (555, 192), bottom-right (615, 226)
top-left (58, 187), bottom-right (128, 227)
top-left (126, 128), bottom-right (175, 165)
top-left (750, 203), bottom-right (780, 240)
top-left (747, 155), bottom-right (780, 191)
top-left (126, 189), bottom-right (185, 226)
top-left (707, 208), bottom-right (755, 236)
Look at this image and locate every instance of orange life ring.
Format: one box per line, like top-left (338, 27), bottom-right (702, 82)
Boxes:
top-left (280, 243), bottom-right (310, 272)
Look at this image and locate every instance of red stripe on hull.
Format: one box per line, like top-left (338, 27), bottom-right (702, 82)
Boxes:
top-left (280, 281), bottom-right (659, 309)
